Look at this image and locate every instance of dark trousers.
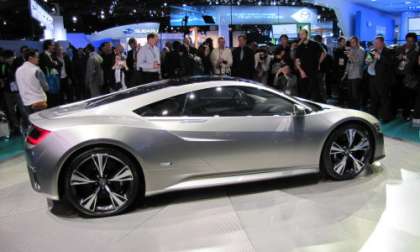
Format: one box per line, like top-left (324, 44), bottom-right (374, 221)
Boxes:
top-left (349, 78), bottom-right (362, 110)
top-left (1, 91), bottom-right (19, 133)
top-left (17, 96), bottom-right (43, 135)
top-left (60, 77), bottom-right (74, 104)
top-left (298, 75), bottom-right (322, 102)
top-left (129, 70), bottom-right (143, 87)
top-left (369, 76), bottom-right (393, 122)
top-left (47, 93), bottom-right (60, 108)
top-left (393, 75), bottom-right (416, 119)
top-left (141, 72), bottom-right (159, 85)
top-left (73, 77), bottom-right (85, 101)
top-left (414, 87), bottom-right (420, 119)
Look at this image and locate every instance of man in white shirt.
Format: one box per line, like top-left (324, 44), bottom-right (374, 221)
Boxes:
top-left (210, 37), bottom-right (233, 75)
top-left (137, 33), bottom-right (160, 84)
top-left (15, 49), bottom-right (49, 132)
top-left (15, 49), bottom-right (48, 113)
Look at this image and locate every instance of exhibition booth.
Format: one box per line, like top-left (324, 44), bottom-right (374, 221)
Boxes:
top-left (2, 0), bottom-right (418, 51)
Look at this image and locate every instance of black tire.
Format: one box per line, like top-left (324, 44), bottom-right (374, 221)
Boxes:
top-left (321, 123), bottom-right (374, 180)
top-left (64, 147), bottom-right (142, 217)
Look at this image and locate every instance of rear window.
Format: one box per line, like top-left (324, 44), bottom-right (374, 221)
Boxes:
top-left (85, 76), bottom-right (241, 109)
top-left (86, 81), bottom-right (170, 109)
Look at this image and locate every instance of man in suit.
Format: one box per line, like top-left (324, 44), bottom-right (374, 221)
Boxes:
top-left (39, 40), bottom-right (61, 75)
top-left (366, 36), bottom-right (395, 122)
top-left (126, 38), bottom-right (138, 87)
top-left (231, 35), bottom-right (255, 80)
top-left (39, 40), bottom-right (62, 107)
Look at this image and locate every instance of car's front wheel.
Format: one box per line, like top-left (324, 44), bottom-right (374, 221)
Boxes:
top-left (64, 147), bottom-right (141, 217)
top-left (322, 124), bottom-right (374, 180)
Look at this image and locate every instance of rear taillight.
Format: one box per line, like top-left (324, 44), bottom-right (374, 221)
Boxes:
top-left (27, 125), bottom-right (51, 145)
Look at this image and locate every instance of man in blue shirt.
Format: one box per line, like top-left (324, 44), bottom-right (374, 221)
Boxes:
top-left (138, 33), bottom-right (160, 84)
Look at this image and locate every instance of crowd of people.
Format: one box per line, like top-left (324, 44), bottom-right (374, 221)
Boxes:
top-left (0, 30), bottom-right (419, 136)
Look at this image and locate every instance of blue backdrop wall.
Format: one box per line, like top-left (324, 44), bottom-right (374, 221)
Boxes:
top-left (355, 8), bottom-right (395, 43)
top-left (315, 0), bottom-right (397, 43)
top-left (400, 12), bottom-right (420, 42)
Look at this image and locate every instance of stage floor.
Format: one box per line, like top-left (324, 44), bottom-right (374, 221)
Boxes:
top-left (0, 137), bottom-right (419, 252)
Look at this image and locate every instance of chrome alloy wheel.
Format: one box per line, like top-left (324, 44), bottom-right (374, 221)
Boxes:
top-left (69, 153), bottom-right (135, 213)
top-left (329, 128), bottom-right (371, 177)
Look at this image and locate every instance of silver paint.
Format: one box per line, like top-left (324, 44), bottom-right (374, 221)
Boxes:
top-left (25, 80), bottom-right (385, 200)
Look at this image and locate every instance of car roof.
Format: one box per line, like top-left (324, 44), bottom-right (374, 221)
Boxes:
top-left (86, 75), bottom-right (259, 109)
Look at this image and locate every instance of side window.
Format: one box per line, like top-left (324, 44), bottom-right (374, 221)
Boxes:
top-left (183, 87), bottom-right (239, 116)
top-left (134, 94), bottom-right (187, 116)
top-left (183, 86), bottom-right (295, 117)
top-left (238, 86), bottom-right (295, 116)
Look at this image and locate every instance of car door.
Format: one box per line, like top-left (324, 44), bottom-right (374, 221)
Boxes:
top-left (172, 85), bottom-right (309, 174)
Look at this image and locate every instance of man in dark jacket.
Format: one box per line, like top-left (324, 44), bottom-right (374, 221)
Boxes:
top-left (100, 42), bottom-right (115, 94)
top-left (393, 32), bottom-right (419, 120)
top-left (366, 36), bottom-right (395, 122)
top-left (0, 50), bottom-right (20, 135)
top-left (55, 45), bottom-right (73, 104)
top-left (231, 35), bottom-right (255, 80)
top-left (126, 38), bottom-right (138, 87)
top-left (295, 29), bottom-right (326, 102)
top-left (11, 46), bottom-right (29, 73)
top-left (39, 40), bottom-right (61, 75)
top-left (333, 37), bottom-right (349, 104)
top-left (39, 40), bottom-right (62, 107)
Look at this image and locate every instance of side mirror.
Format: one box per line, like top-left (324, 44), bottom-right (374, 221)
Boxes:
top-left (293, 104), bottom-right (306, 116)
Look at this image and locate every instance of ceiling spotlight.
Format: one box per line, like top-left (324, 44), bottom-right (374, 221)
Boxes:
top-left (163, 2), bottom-right (167, 7)
top-left (72, 16), bottom-right (78, 23)
top-left (258, 1), bottom-right (262, 6)
top-left (182, 3), bottom-right (187, 7)
top-left (3, 20), bottom-right (7, 26)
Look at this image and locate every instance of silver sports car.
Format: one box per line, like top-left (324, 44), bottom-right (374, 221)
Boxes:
top-left (26, 76), bottom-right (385, 217)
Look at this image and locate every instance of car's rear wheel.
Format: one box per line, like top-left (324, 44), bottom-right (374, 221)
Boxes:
top-left (64, 147), bottom-right (141, 217)
top-left (322, 124), bottom-right (374, 180)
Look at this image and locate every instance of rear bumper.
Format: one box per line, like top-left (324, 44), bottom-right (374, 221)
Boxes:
top-left (25, 143), bottom-right (61, 201)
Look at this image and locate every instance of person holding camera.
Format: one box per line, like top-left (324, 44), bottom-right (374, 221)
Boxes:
top-left (342, 36), bottom-right (365, 110)
top-left (394, 33), bottom-right (419, 121)
top-left (254, 47), bottom-right (273, 84)
top-left (273, 64), bottom-right (298, 96)
top-left (210, 37), bottom-right (233, 75)
top-left (366, 36), bottom-right (395, 122)
top-left (199, 38), bottom-right (214, 75)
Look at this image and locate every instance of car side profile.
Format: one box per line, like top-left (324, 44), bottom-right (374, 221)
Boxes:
top-left (25, 76), bottom-right (385, 217)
